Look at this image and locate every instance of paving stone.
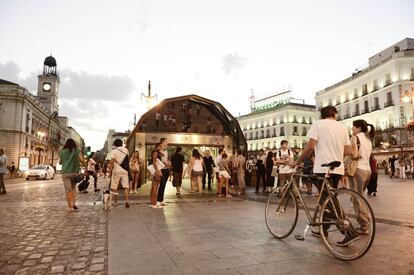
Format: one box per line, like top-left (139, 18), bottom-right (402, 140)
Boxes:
top-left (91, 257), bottom-right (105, 264)
top-left (23, 247), bottom-right (35, 252)
top-left (79, 251), bottom-right (90, 257)
top-left (8, 258), bottom-right (23, 264)
top-left (40, 256), bottom-right (54, 263)
top-left (50, 265), bottom-right (65, 273)
top-left (16, 252), bottom-right (29, 258)
top-left (76, 257), bottom-right (88, 262)
top-left (71, 262), bottom-right (86, 270)
top-left (22, 260), bottom-right (37, 267)
top-left (34, 264), bottom-right (49, 270)
top-left (28, 253), bottom-right (42, 259)
top-left (93, 246), bottom-right (105, 253)
top-left (45, 251), bottom-right (58, 256)
top-left (14, 267), bottom-right (30, 275)
top-left (89, 264), bottom-right (105, 272)
top-left (80, 246), bottom-right (92, 251)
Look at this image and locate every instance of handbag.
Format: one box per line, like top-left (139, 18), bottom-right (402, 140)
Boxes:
top-left (345, 136), bottom-right (361, 177)
top-left (147, 159), bottom-right (165, 176)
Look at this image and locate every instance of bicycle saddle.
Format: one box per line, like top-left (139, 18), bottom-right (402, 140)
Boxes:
top-left (321, 161), bottom-right (341, 170)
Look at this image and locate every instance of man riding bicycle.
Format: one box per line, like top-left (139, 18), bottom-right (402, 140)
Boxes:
top-left (290, 106), bottom-right (359, 247)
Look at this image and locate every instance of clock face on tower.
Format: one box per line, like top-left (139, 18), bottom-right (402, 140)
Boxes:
top-left (43, 83), bottom-right (51, 91)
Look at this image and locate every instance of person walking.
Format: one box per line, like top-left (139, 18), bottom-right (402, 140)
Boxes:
top-left (188, 149), bottom-right (205, 193)
top-left (348, 119), bottom-right (375, 234)
top-left (171, 146), bottom-right (185, 195)
top-left (150, 143), bottom-right (163, 208)
top-left (367, 155), bottom-right (378, 196)
top-left (255, 149), bottom-right (266, 193)
top-left (275, 140), bottom-right (294, 188)
top-left (157, 138), bottom-right (170, 207)
top-left (87, 153), bottom-right (100, 192)
top-left (108, 139), bottom-right (130, 208)
top-left (102, 161), bottom-right (108, 178)
top-left (129, 150), bottom-right (141, 194)
top-left (215, 148), bottom-right (224, 185)
top-left (0, 149), bottom-right (7, 194)
top-left (202, 150), bottom-right (215, 190)
top-left (265, 151), bottom-right (275, 193)
top-left (59, 139), bottom-right (85, 212)
top-left (291, 106), bottom-right (358, 246)
top-left (10, 162), bottom-right (16, 178)
top-left (236, 149), bottom-right (246, 196)
top-left (389, 155), bottom-right (397, 178)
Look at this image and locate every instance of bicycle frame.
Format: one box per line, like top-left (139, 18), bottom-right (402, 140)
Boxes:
top-left (277, 169), bottom-right (343, 238)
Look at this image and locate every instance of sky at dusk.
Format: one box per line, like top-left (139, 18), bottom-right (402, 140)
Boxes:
top-left (1, 0), bottom-right (414, 150)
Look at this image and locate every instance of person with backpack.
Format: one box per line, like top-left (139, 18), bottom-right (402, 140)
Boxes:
top-left (108, 139), bottom-right (130, 208)
top-left (275, 140), bottom-right (294, 188)
top-left (255, 149), bottom-right (266, 193)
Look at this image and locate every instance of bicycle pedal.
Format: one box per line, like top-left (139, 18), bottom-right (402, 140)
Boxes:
top-left (294, 235), bottom-right (305, 241)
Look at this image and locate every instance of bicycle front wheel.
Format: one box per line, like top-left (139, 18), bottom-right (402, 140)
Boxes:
top-left (265, 187), bottom-right (298, 239)
top-left (319, 188), bottom-right (375, 261)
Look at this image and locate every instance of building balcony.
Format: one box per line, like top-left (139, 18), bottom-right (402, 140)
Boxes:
top-left (280, 132), bottom-right (285, 136)
top-left (384, 81), bottom-right (392, 87)
top-left (371, 87), bottom-right (379, 92)
top-left (266, 135), bottom-right (270, 138)
top-left (352, 111), bottom-right (360, 117)
top-left (292, 132), bottom-right (299, 136)
top-left (343, 114), bottom-right (351, 119)
top-left (384, 101), bottom-right (394, 108)
top-left (272, 134), bottom-right (276, 137)
top-left (361, 109), bottom-right (370, 114)
top-left (362, 91), bottom-right (368, 96)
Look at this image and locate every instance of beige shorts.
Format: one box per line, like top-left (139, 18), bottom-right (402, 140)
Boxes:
top-left (62, 174), bottom-right (76, 193)
top-left (219, 170), bottom-right (231, 179)
top-left (111, 171), bottom-right (129, 189)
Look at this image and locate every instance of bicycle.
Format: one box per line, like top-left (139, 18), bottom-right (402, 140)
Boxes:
top-left (265, 161), bottom-right (375, 261)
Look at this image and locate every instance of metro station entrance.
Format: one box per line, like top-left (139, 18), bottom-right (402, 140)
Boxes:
top-left (126, 94), bottom-right (247, 196)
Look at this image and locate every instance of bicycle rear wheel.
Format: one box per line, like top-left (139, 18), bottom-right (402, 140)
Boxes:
top-left (265, 187), bottom-right (298, 239)
top-left (319, 188), bottom-right (375, 261)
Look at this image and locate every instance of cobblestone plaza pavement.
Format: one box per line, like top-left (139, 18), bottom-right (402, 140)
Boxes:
top-left (0, 175), bottom-right (413, 274)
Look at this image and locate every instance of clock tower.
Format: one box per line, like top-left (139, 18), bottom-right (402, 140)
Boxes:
top-left (37, 55), bottom-right (60, 114)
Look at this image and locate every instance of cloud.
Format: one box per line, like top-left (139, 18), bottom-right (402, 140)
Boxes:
top-left (221, 52), bottom-right (248, 75)
top-left (0, 61), bottom-right (21, 83)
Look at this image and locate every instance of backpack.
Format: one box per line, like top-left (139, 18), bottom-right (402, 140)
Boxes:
top-left (278, 149), bottom-right (291, 158)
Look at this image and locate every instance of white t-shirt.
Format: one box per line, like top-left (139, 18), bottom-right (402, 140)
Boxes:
top-left (192, 158), bottom-right (203, 172)
top-left (307, 119), bottom-right (350, 175)
top-left (109, 146), bottom-right (129, 174)
top-left (160, 149), bottom-right (168, 170)
top-left (355, 133), bottom-right (372, 171)
top-left (276, 149), bottom-right (294, 174)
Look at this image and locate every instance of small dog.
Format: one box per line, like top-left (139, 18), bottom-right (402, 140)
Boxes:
top-left (102, 190), bottom-right (111, 210)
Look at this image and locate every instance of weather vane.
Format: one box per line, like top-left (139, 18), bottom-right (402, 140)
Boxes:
top-left (141, 80), bottom-right (157, 110)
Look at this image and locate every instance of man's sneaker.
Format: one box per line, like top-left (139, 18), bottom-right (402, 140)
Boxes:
top-left (158, 201), bottom-right (166, 206)
top-left (152, 204), bottom-right (163, 209)
top-left (336, 234), bottom-right (360, 247)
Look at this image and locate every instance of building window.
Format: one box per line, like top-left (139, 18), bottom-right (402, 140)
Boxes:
top-left (261, 130), bottom-right (264, 139)
top-left (373, 97), bottom-right (380, 110)
top-left (354, 103), bottom-right (360, 116)
top-left (336, 96), bottom-right (341, 105)
top-left (302, 116), bottom-right (306, 124)
top-left (362, 84), bottom-right (368, 95)
top-left (354, 88), bottom-right (359, 98)
top-left (266, 129), bottom-right (270, 138)
top-left (250, 132), bottom-right (253, 140)
top-left (385, 92), bottom-right (393, 107)
top-left (373, 79), bottom-right (378, 91)
top-left (363, 100), bottom-right (369, 113)
top-left (294, 139), bottom-right (298, 148)
top-left (345, 93), bottom-right (350, 102)
top-left (309, 118), bottom-right (313, 124)
top-left (273, 141), bottom-right (277, 149)
top-left (328, 98), bottom-right (333, 106)
top-left (255, 143), bottom-right (258, 150)
top-left (302, 127), bottom-right (307, 136)
top-left (280, 127), bottom-right (285, 136)
top-left (293, 126), bottom-right (298, 136)
top-left (385, 73), bottom-right (392, 86)
top-left (293, 115), bottom-right (298, 123)
top-left (411, 68), bottom-right (414, 80)
top-left (273, 128), bottom-right (276, 137)
top-left (255, 131), bottom-right (258, 139)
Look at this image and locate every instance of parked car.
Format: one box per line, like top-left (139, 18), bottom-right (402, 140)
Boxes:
top-left (25, 165), bottom-right (55, 180)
